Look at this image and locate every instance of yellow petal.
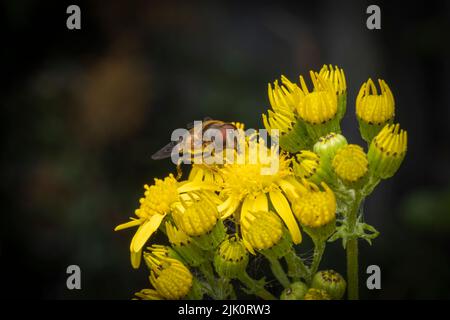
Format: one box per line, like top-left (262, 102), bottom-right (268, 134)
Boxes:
top-left (221, 200), bottom-right (239, 219)
top-left (253, 193), bottom-right (268, 212)
top-left (240, 196), bottom-right (254, 223)
top-left (114, 219), bottom-right (142, 231)
top-left (177, 181), bottom-right (217, 193)
top-left (130, 249), bottom-right (142, 269)
top-left (269, 190), bottom-right (302, 244)
top-left (131, 214), bottom-right (165, 252)
top-left (217, 196), bottom-right (232, 213)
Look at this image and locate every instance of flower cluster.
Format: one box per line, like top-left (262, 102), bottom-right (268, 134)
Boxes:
top-left (115, 64), bottom-right (407, 300)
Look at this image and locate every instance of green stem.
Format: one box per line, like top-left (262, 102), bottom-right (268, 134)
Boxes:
top-left (266, 256), bottom-right (290, 289)
top-left (346, 192), bottom-right (363, 300)
top-left (238, 272), bottom-right (277, 300)
top-left (284, 249), bottom-right (309, 281)
top-left (309, 240), bottom-right (325, 284)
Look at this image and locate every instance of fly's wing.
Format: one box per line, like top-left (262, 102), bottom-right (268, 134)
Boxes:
top-left (186, 116), bottom-right (213, 129)
top-left (151, 141), bottom-right (179, 160)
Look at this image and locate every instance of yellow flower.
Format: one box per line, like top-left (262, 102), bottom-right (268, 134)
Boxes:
top-left (292, 181), bottom-right (336, 228)
top-left (172, 192), bottom-right (219, 237)
top-left (356, 78), bottom-right (394, 125)
top-left (356, 78), bottom-right (395, 142)
top-left (292, 151), bottom-right (320, 179)
top-left (368, 123), bottom-right (407, 179)
top-left (263, 76), bottom-right (301, 135)
top-left (297, 71), bottom-right (338, 125)
top-left (241, 211), bottom-right (283, 252)
top-left (114, 174), bottom-right (215, 268)
top-left (217, 140), bottom-right (302, 245)
top-left (214, 236), bottom-right (249, 278)
top-left (262, 76), bottom-right (311, 152)
top-left (332, 144), bottom-right (368, 184)
top-left (144, 247), bottom-right (193, 300)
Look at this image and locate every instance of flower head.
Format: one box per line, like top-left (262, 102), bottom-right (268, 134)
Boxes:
top-left (356, 79), bottom-right (394, 125)
top-left (115, 174), bottom-right (213, 268)
top-left (144, 247), bottom-right (193, 300)
top-left (241, 210), bottom-right (283, 251)
top-left (292, 151), bottom-right (320, 180)
top-left (262, 76), bottom-right (311, 152)
top-left (368, 123), bottom-right (407, 179)
top-left (298, 71), bottom-right (337, 125)
top-left (356, 79), bottom-right (395, 142)
top-left (218, 139), bottom-right (302, 245)
top-left (214, 237), bottom-right (249, 278)
top-left (332, 144), bottom-right (368, 184)
top-left (172, 192), bottom-right (219, 237)
top-left (292, 181), bottom-right (336, 228)
top-left (311, 270), bottom-right (347, 300)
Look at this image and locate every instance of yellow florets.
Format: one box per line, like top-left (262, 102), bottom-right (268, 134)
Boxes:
top-left (136, 174), bottom-right (179, 219)
top-left (297, 71), bottom-right (338, 125)
top-left (332, 144), bottom-right (368, 183)
top-left (263, 76), bottom-right (301, 134)
top-left (146, 253), bottom-right (193, 299)
top-left (292, 182), bottom-right (336, 228)
top-left (368, 124), bottom-right (407, 179)
top-left (356, 79), bottom-right (394, 125)
top-left (319, 65), bottom-right (347, 94)
top-left (241, 211), bottom-right (283, 250)
top-left (292, 151), bottom-right (320, 179)
top-left (172, 193), bottom-right (219, 237)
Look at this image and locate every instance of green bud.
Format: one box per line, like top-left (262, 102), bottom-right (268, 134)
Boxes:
top-left (313, 133), bottom-right (348, 164)
top-left (311, 270), bottom-right (346, 300)
top-left (280, 281), bottom-right (309, 300)
top-left (214, 237), bottom-right (249, 279)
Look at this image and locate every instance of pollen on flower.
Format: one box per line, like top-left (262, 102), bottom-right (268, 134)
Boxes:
top-left (332, 144), bottom-right (368, 183)
top-left (356, 78), bottom-right (394, 125)
top-left (220, 147), bottom-right (291, 199)
top-left (292, 182), bottom-right (336, 228)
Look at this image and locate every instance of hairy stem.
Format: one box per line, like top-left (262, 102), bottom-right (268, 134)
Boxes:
top-left (309, 240), bottom-right (326, 284)
top-left (284, 249), bottom-right (310, 281)
top-left (266, 256), bottom-right (290, 289)
top-left (238, 272), bottom-right (277, 300)
top-left (346, 192), bottom-right (363, 300)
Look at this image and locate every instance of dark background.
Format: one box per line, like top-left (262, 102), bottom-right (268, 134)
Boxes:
top-left (3, 0), bottom-right (450, 299)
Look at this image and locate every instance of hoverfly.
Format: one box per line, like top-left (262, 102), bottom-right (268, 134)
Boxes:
top-left (151, 117), bottom-right (241, 161)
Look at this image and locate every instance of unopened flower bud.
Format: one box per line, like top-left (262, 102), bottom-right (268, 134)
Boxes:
top-left (303, 288), bottom-right (331, 300)
top-left (311, 270), bottom-right (347, 300)
top-left (368, 123), bottom-right (407, 179)
top-left (280, 281), bottom-right (309, 300)
top-left (214, 237), bottom-right (249, 279)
